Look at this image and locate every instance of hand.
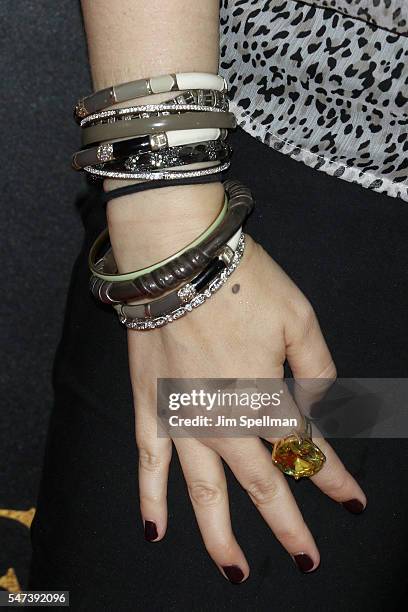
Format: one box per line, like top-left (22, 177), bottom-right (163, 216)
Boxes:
top-left (126, 236), bottom-right (367, 582)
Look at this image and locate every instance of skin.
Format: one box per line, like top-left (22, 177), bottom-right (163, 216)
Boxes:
top-left (81, 0), bottom-right (366, 583)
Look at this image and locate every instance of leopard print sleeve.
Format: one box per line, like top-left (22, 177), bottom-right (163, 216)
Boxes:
top-left (220, 0), bottom-right (408, 202)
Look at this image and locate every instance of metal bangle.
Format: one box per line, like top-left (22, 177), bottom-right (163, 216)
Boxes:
top-left (89, 180), bottom-right (253, 303)
top-left (117, 234), bottom-right (246, 331)
top-left (80, 89), bottom-right (229, 127)
top-left (81, 111), bottom-right (236, 147)
top-left (72, 129), bottom-right (227, 170)
top-left (83, 161), bottom-right (231, 182)
top-left (74, 72), bottom-right (227, 121)
top-left (80, 103), bottom-right (223, 127)
top-left (124, 141), bottom-right (230, 171)
top-left (75, 139), bottom-right (228, 174)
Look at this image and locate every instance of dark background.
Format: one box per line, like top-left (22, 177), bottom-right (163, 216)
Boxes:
top-left (0, 0), bottom-right (90, 587)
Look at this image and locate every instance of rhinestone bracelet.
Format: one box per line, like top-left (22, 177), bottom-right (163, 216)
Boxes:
top-left (83, 161), bottom-right (231, 181)
top-left (80, 91), bottom-right (229, 127)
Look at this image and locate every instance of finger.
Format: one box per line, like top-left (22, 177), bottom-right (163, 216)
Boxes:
top-left (310, 437), bottom-right (367, 513)
top-left (136, 409), bottom-right (172, 542)
top-left (283, 298), bottom-right (366, 511)
top-left (210, 437), bottom-right (320, 572)
top-left (284, 296), bottom-right (336, 382)
top-left (174, 437), bottom-right (249, 583)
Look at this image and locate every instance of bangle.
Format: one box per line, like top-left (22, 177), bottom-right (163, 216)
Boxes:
top-left (73, 135), bottom-right (228, 171)
top-left (89, 180), bottom-right (253, 303)
top-left (117, 234), bottom-right (246, 331)
top-left (83, 161), bottom-right (231, 182)
top-left (73, 128), bottom-right (226, 170)
top-left (105, 141), bottom-right (230, 174)
top-left (81, 103), bottom-right (224, 128)
top-left (90, 195), bottom-right (228, 282)
top-left (114, 228), bottom-right (242, 320)
top-left (81, 111), bottom-right (236, 147)
top-left (75, 72), bottom-right (227, 121)
top-left (80, 90), bottom-right (229, 127)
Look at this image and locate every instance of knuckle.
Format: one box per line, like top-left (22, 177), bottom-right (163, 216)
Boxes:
top-left (246, 478), bottom-right (280, 507)
top-left (322, 466), bottom-right (349, 496)
top-left (289, 295), bottom-right (316, 331)
top-left (314, 360), bottom-right (338, 382)
top-left (321, 361), bottom-right (337, 381)
top-left (206, 537), bottom-right (235, 559)
top-left (139, 491), bottom-right (162, 505)
top-left (297, 301), bottom-right (317, 332)
top-left (188, 481), bottom-right (223, 507)
top-left (275, 526), bottom-right (304, 546)
top-left (138, 447), bottom-right (162, 474)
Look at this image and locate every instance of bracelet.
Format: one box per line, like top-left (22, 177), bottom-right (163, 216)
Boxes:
top-left (80, 103), bottom-right (224, 128)
top-left (73, 129), bottom-right (227, 170)
top-left (75, 72), bottom-right (227, 121)
top-left (83, 161), bottom-right (231, 182)
top-left (74, 128), bottom-right (226, 170)
top-left (114, 228), bottom-right (242, 320)
top-left (100, 172), bottom-right (226, 204)
top-left (90, 195), bottom-right (228, 282)
top-left (117, 234), bottom-right (246, 331)
top-left (81, 111), bottom-right (236, 147)
top-left (109, 141), bottom-right (230, 174)
top-left (89, 180), bottom-right (253, 303)
top-left (80, 90), bottom-right (229, 127)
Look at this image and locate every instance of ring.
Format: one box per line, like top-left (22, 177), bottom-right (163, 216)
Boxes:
top-left (271, 420), bottom-right (326, 480)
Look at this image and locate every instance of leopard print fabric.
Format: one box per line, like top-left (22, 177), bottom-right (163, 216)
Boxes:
top-left (308, 0), bottom-right (407, 34)
top-left (220, 0), bottom-right (408, 201)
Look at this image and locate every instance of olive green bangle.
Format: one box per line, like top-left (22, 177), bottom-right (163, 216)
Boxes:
top-left (81, 111), bottom-right (236, 147)
top-left (89, 195), bottom-right (228, 282)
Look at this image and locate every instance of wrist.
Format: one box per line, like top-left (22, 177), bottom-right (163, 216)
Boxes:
top-left (106, 182), bottom-right (224, 273)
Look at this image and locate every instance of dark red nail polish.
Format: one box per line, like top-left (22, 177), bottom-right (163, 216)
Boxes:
top-left (144, 520), bottom-right (158, 541)
top-left (222, 565), bottom-right (245, 584)
top-left (342, 499), bottom-right (365, 514)
top-left (293, 554), bottom-right (315, 573)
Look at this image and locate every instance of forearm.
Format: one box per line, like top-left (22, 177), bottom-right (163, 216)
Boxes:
top-left (81, 0), bottom-right (223, 271)
top-left (81, 0), bottom-right (219, 89)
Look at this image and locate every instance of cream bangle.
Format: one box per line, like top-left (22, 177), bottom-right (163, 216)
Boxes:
top-left (75, 72), bottom-right (227, 120)
top-left (89, 195), bottom-right (228, 282)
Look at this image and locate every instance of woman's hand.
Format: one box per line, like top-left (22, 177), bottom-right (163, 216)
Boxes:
top-left (126, 236), bottom-right (367, 582)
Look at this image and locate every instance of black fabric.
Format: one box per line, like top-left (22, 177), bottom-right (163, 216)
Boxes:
top-left (1, 0), bottom-right (89, 586)
top-left (29, 129), bottom-right (408, 611)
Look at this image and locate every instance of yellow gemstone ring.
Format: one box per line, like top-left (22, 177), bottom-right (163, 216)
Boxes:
top-left (272, 422), bottom-right (326, 480)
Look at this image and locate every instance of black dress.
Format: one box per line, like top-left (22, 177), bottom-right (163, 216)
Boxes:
top-left (29, 128), bottom-right (408, 611)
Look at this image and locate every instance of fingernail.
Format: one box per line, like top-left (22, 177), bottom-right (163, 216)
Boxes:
top-left (222, 565), bottom-right (245, 584)
top-left (342, 499), bottom-right (365, 515)
top-left (144, 520), bottom-right (158, 542)
top-left (293, 553), bottom-right (315, 573)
